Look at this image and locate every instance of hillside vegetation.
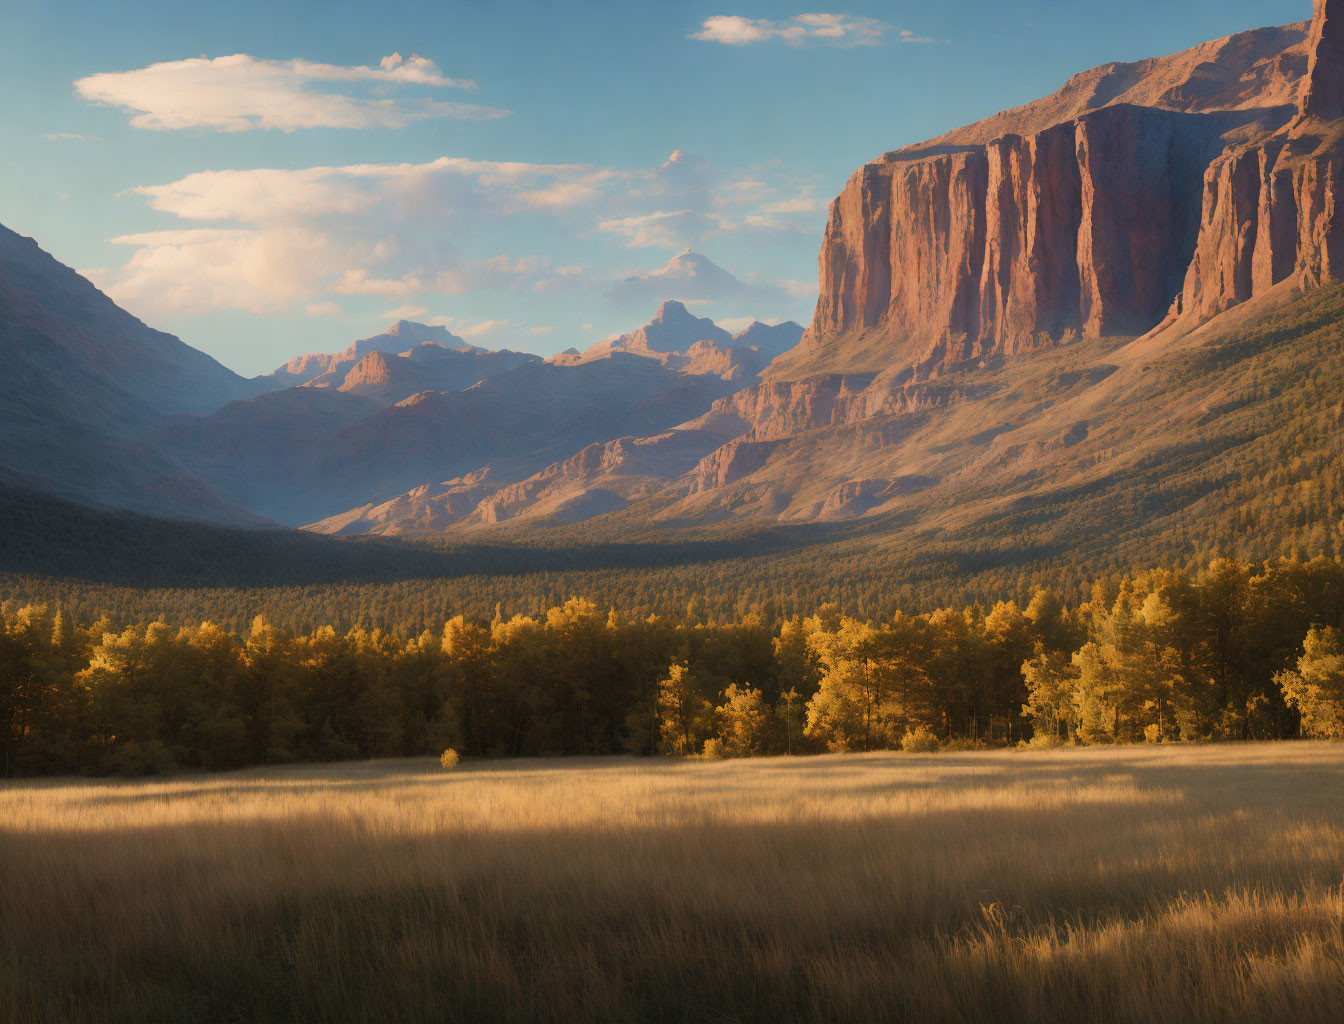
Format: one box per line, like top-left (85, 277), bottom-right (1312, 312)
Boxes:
top-left (7, 556), bottom-right (1344, 776)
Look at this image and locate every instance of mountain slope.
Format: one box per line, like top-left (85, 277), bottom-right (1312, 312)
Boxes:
top-left (0, 224), bottom-right (268, 524)
top-left (305, 307), bottom-right (800, 535)
top-left (580, 300), bottom-right (731, 360)
top-left (312, 0), bottom-right (1344, 544)
top-left (0, 225), bottom-right (253, 415)
top-left (306, 343), bottom-right (539, 403)
top-left (257, 319), bottom-right (481, 389)
top-left (302, 351), bottom-right (753, 527)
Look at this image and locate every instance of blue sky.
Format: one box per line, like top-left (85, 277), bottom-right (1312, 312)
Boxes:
top-left (1, 0), bottom-right (1311, 375)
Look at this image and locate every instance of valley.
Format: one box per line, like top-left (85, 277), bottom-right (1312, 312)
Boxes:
top-left (9, 2), bottom-right (1344, 1020)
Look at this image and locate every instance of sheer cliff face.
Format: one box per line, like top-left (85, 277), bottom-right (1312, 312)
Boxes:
top-left (792, 107), bottom-right (1236, 378)
top-left (770, 15), bottom-right (1324, 381)
top-left (1176, 0), bottom-right (1344, 326)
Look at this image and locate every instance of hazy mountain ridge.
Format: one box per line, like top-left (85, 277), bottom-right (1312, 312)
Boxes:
top-left (0, 224), bottom-right (270, 524)
top-left (0, 223), bottom-right (786, 526)
top-left (256, 319), bottom-right (482, 389)
top-left (153, 294), bottom-right (790, 525)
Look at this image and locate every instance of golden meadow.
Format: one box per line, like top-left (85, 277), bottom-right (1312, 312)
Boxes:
top-left (6, 744), bottom-right (1344, 1022)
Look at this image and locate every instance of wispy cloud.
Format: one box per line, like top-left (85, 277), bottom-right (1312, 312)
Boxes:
top-left (380, 304), bottom-right (429, 320)
top-left (88, 149), bottom-right (826, 319)
top-left (597, 210), bottom-right (719, 249)
top-left (605, 250), bottom-right (810, 316)
top-left (74, 53), bottom-right (509, 131)
top-left (899, 30), bottom-right (947, 45)
top-left (690, 13), bottom-right (888, 47)
top-left (43, 131), bottom-right (100, 142)
top-left (429, 316), bottom-right (513, 340)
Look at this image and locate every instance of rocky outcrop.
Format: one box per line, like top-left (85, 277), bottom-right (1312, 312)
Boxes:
top-left (769, 17), bottom-right (1319, 381)
top-left (689, 439), bottom-right (782, 493)
top-left (705, 374), bottom-right (875, 441)
top-left (697, 370), bottom-right (976, 442)
top-left (1173, 0), bottom-right (1344, 327)
top-left (819, 479), bottom-right (890, 519)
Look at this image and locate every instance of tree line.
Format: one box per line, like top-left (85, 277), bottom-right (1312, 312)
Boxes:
top-left (5, 557), bottom-right (1344, 776)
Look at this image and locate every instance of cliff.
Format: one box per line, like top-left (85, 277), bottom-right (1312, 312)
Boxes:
top-left (1173, 0), bottom-right (1344, 328)
top-left (768, 15), bottom-right (1320, 380)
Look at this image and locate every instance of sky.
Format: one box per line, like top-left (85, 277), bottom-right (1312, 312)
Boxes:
top-left (0, 0), bottom-right (1312, 376)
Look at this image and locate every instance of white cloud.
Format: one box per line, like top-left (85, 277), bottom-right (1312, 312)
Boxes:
top-left (899, 30), bottom-right (947, 44)
top-left (760, 193), bottom-right (826, 214)
top-left (605, 249), bottom-right (804, 316)
top-left (780, 279), bottom-right (820, 297)
top-left (96, 151), bottom-right (828, 318)
top-left (304, 301), bottom-right (342, 317)
top-left (529, 325), bottom-right (557, 335)
top-left (125, 157), bottom-right (602, 222)
top-left (96, 157), bottom-right (611, 316)
top-left (43, 132), bottom-right (100, 142)
top-left (429, 316), bottom-right (512, 340)
top-left (690, 13), bottom-right (888, 47)
top-left (380, 304), bottom-right (429, 320)
top-left (87, 227), bottom-right (340, 315)
top-left (333, 269), bottom-right (426, 298)
top-left (597, 209), bottom-right (719, 249)
top-left (75, 53), bottom-right (509, 132)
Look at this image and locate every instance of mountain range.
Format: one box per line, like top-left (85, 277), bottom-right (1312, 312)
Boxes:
top-left (3, 0), bottom-right (1344, 561)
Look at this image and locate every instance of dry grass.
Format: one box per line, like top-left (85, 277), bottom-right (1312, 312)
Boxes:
top-left (5, 744), bottom-right (1344, 1022)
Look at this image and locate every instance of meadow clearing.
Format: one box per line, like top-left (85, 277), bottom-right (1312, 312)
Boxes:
top-left (5, 744), bottom-right (1344, 1022)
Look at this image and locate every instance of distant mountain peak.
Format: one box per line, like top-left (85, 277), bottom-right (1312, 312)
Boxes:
top-left (730, 320), bottom-right (805, 356)
top-left (653, 299), bottom-right (695, 323)
top-left (380, 320), bottom-right (475, 350)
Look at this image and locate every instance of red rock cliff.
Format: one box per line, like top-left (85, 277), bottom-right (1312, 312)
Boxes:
top-left (770, 17), bottom-right (1318, 380)
top-left (1174, 0), bottom-right (1344, 326)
